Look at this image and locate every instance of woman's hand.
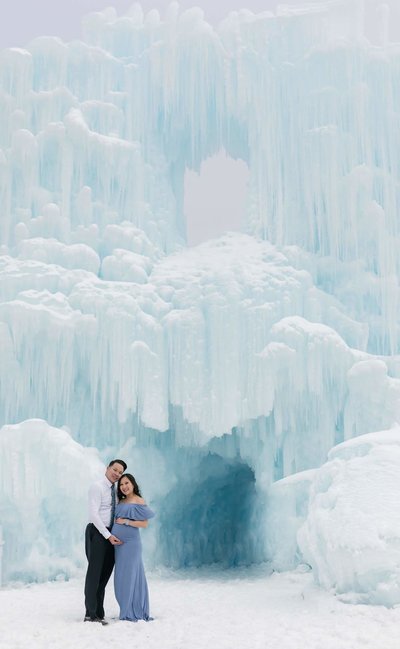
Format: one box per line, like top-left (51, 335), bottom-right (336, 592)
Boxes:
top-left (115, 517), bottom-right (149, 528)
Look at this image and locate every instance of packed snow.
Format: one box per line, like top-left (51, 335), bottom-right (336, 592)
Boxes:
top-left (1, 568), bottom-right (400, 649)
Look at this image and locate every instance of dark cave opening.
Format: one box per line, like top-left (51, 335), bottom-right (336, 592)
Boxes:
top-left (157, 452), bottom-right (265, 568)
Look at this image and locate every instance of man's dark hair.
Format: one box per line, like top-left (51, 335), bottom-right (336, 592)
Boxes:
top-left (108, 459), bottom-right (127, 472)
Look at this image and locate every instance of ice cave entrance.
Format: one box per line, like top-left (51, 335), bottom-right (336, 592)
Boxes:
top-left (158, 452), bottom-right (262, 568)
top-left (184, 151), bottom-right (249, 246)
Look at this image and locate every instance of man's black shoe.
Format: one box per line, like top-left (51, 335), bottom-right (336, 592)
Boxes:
top-left (84, 616), bottom-right (109, 625)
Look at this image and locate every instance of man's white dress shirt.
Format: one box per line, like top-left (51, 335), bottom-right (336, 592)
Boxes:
top-left (88, 476), bottom-right (114, 539)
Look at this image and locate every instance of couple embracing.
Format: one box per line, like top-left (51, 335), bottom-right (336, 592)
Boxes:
top-left (84, 459), bottom-right (155, 624)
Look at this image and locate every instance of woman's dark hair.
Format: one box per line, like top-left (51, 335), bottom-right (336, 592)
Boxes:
top-left (117, 473), bottom-right (142, 500)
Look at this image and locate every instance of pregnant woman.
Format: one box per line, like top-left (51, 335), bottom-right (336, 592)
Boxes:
top-left (111, 473), bottom-right (155, 622)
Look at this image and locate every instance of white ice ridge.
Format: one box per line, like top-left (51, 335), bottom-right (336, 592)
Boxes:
top-left (265, 426), bottom-right (400, 605)
top-left (297, 427), bottom-right (400, 606)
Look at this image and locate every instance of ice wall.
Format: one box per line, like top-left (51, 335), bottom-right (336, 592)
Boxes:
top-left (3, 233), bottom-right (397, 469)
top-left (1, 0), bottom-right (400, 447)
top-left (0, 419), bottom-right (102, 582)
top-left (1, 0), bottom-right (400, 581)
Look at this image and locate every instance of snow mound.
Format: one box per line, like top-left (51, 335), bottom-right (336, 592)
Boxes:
top-left (298, 428), bottom-right (400, 606)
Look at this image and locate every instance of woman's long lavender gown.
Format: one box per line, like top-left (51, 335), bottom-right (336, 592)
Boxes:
top-left (111, 502), bottom-right (155, 621)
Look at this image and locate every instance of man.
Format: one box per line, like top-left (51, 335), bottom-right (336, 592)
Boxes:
top-left (84, 459), bottom-right (127, 625)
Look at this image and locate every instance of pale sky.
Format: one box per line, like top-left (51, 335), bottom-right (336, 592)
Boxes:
top-left (2, 0), bottom-right (400, 49)
top-left (0, 0), bottom-right (277, 48)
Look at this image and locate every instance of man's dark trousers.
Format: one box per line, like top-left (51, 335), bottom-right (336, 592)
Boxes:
top-left (84, 523), bottom-right (114, 619)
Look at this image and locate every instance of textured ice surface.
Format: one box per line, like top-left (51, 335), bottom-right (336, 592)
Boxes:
top-left (0, 419), bottom-right (102, 582)
top-left (265, 468), bottom-right (316, 571)
top-left (1, 0), bottom-right (400, 591)
top-left (298, 428), bottom-right (400, 606)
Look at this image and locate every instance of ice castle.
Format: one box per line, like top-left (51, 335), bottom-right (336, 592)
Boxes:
top-left (1, 0), bottom-right (400, 605)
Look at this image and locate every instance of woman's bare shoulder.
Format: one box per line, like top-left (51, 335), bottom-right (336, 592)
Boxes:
top-left (133, 496), bottom-right (146, 505)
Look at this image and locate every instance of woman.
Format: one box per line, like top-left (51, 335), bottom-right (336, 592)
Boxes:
top-left (111, 473), bottom-right (155, 622)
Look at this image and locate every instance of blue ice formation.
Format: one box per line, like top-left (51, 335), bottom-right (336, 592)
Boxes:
top-left (1, 1), bottom-right (400, 601)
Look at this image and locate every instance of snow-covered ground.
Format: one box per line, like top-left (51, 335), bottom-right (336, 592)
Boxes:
top-left (1, 567), bottom-right (399, 649)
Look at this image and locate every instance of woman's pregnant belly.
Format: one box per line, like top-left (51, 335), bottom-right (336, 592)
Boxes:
top-left (111, 522), bottom-right (141, 543)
